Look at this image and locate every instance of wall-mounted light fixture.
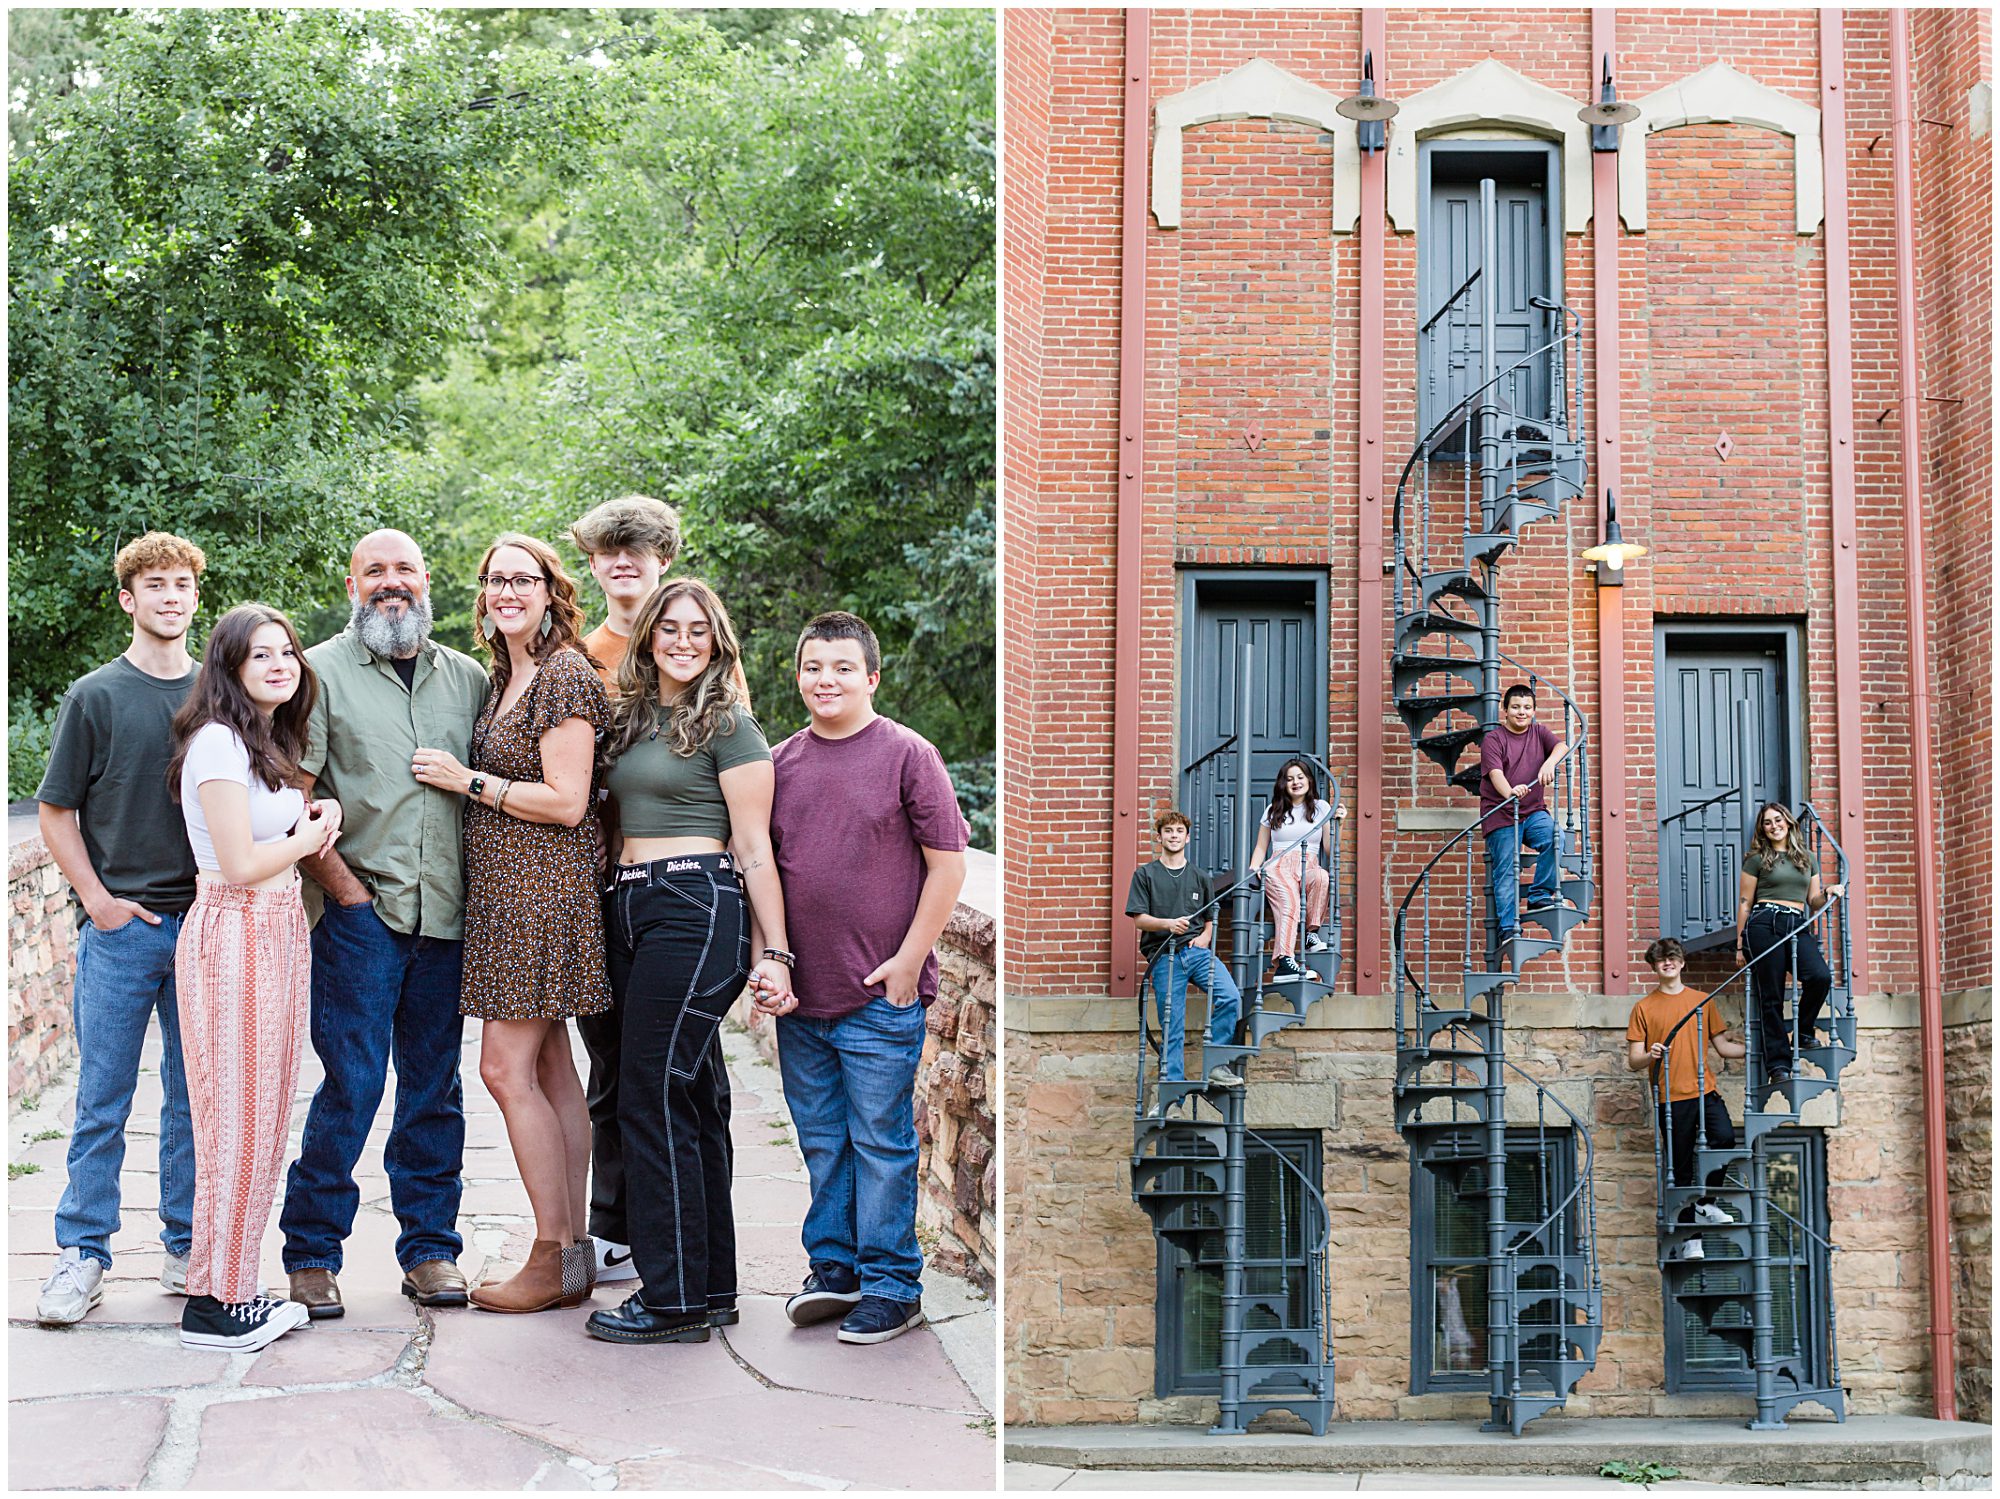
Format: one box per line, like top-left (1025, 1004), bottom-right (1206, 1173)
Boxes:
top-left (1579, 54), bottom-right (1640, 153)
top-left (1580, 489), bottom-right (1648, 585)
top-left (1337, 50), bottom-right (1399, 154)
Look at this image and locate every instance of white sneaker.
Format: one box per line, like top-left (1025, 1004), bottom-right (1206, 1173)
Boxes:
top-left (595, 1239), bottom-right (640, 1283)
top-left (1672, 1237), bottom-right (1705, 1262)
top-left (38, 1248), bottom-right (105, 1326)
top-left (1692, 1202), bottom-right (1736, 1227)
top-left (162, 1252), bottom-right (190, 1295)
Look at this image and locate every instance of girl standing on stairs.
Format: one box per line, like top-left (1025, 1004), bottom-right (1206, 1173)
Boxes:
top-left (1735, 802), bottom-right (1844, 1091)
top-left (1249, 758), bottom-right (1334, 982)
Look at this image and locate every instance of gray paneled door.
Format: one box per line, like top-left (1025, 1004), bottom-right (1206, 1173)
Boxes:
top-left (1655, 638), bottom-right (1791, 949)
top-left (1182, 594), bottom-right (1319, 889)
top-left (1423, 167), bottom-right (1551, 444)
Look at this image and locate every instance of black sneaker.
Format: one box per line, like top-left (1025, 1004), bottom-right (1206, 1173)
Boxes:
top-left (1272, 954), bottom-right (1304, 980)
top-left (785, 1262), bottom-right (862, 1327)
top-left (585, 1293), bottom-right (711, 1345)
top-left (180, 1293), bottom-right (310, 1351)
top-left (836, 1294), bottom-right (925, 1345)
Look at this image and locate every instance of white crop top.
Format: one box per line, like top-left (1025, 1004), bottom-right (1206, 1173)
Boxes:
top-left (1268, 799), bottom-right (1332, 860)
top-left (180, 722), bottom-right (306, 874)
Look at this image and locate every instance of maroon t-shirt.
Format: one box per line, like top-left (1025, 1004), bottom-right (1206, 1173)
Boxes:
top-left (769, 714), bottom-right (971, 1020)
top-left (1477, 720), bottom-right (1560, 832)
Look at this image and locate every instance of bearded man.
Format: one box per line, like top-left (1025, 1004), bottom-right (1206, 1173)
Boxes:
top-left (278, 530), bottom-right (489, 1317)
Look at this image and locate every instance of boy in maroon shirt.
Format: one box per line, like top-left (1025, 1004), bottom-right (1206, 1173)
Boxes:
top-left (1477, 682), bottom-right (1572, 948)
top-left (765, 612), bottom-right (969, 1344)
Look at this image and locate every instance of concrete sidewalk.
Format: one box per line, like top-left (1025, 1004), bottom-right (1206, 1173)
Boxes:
top-left (10, 1021), bottom-right (996, 1491)
top-left (1004, 1418), bottom-right (1992, 1490)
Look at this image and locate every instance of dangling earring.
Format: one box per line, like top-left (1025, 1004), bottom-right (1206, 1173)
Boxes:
top-left (481, 613), bottom-right (498, 641)
top-left (539, 611), bottom-right (553, 640)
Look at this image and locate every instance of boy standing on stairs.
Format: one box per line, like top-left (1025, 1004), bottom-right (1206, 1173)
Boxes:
top-left (1127, 810), bottom-right (1242, 1089)
top-left (1477, 683), bottom-right (1572, 944)
top-left (1627, 937), bottom-right (1747, 1261)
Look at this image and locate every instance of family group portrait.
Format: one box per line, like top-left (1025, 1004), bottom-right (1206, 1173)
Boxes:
top-left (8, 6), bottom-right (996, 1492)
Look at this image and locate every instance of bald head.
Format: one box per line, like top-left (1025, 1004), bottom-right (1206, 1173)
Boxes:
top-left (350, 529), bottom-right (425, 578)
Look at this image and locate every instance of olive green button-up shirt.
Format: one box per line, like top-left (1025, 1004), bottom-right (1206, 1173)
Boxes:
top-left (301, 627), bottom-right (491, 940)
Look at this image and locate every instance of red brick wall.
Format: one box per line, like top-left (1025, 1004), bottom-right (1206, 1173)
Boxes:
top-left (1003, 8), bottom-right (1979, 1005)
top-left (1913, 7), bottom-right (1993, 999)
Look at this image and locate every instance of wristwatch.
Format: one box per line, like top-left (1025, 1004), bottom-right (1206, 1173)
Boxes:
top-left (468, 774), bottom-right (487, 800)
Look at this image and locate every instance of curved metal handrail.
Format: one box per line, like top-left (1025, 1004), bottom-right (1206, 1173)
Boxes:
top-left (1492, 1052), bottom-right (1599, 1278)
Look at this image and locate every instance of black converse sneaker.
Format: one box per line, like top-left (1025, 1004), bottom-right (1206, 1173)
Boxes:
top-left (180, 1293), bottom-right (311, 1351)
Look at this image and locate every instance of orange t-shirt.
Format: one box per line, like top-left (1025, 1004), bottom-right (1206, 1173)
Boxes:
top-left (1626, 987), bottom-right (1723, 1102)
top-left (581, 622), bottom-right (628, 693)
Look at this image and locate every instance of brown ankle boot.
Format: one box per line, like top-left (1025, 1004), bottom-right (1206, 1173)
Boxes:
top-left (574, 1236), bottom-right (598, 1294)
top-left (469, 1240), bottom-right (583, 1314)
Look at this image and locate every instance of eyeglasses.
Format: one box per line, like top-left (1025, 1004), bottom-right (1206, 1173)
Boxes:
top-left (478, 573), bottom-right (545, 596)
top-left (655, 623), bottom-right (713, 645)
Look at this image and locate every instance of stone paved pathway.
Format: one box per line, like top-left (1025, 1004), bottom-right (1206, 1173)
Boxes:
top-left (10, 1018), bottom-right (996, 1491)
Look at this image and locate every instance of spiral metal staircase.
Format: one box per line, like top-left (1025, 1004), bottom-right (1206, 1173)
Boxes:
top-left (1649, 791), bottom-right (1853, 1428)
top-left (1129, 729), bottom-right (1344, 1435)
top-left (1389, 180), bottom-right (1601, 1435)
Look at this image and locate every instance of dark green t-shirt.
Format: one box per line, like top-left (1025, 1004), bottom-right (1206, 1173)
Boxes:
top-left (1126, 858), bottom-right (1218, 959)
top-left (605, 707), bottom-right (771, 843)
top-left (1744, 848), bottom-right (1819, 906)
top-left (35, 655), bottom-right (201, 919)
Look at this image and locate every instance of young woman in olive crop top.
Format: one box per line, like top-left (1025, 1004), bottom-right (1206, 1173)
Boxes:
top-left (587, 578), bottom-right (793, 1346)
top-left (1735, 800), bottom-right (1845, 1090)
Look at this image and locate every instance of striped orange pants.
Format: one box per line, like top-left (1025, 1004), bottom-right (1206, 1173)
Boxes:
top-left (1263, 844), bottom-right (1330, 958)
top-left (176, 879), bottom-right (310, 1303)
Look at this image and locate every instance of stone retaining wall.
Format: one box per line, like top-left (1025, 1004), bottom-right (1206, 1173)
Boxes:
top-left (9, 834), bottom-right (78, 1105)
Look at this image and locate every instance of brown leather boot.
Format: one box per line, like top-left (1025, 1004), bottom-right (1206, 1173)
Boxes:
top-left (288, 1267), bottom-right (344, 1321)
top-left (468, 1240), bottom-right (585, 1314)
top-left (401, 1258), bottom-right (470, 1307)
top-left (573, 1237), bottom-right (598, 1295)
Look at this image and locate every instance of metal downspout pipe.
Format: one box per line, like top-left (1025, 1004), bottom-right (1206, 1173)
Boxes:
top-left (1109, 7), bottom-right (1150, 1001)
top-left (1887, 9), bottom-right (1957, 1424)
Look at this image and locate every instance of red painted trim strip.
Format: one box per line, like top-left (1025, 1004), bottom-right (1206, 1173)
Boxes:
top-left (1819, 10), bottom-right (1870, 988)
top-left (1887, 9), bottom-right (1956, 1423)
top-left (1354, 8), bottom-right (1387, 994)
top-left (1108, 7), bottom-right (1149, 999)
top-left (1590, 10), bottom-right (1627, 996)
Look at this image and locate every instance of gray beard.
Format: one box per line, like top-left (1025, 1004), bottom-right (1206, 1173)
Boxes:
top-left (351, 590), bottom-right (433, 659)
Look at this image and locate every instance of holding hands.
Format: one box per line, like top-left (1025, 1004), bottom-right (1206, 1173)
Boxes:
top-left (749, 957), bottom-right (797, 1016)
top-left (297, 797), bottom-right (344, 858)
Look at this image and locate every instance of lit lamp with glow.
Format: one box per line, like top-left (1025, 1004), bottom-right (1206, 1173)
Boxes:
top-left (1580, 491), bottom-right (1647, 585)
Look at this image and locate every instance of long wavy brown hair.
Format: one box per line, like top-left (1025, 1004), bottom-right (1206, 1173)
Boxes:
top-left (607, 578), bottom-right (748, 761)
top-left (166, 604), bottom-right (317, 798)
top-left (471, 533), bottom-right (590, 694)
top-left (1747, 799), bottom-right (1811, 874)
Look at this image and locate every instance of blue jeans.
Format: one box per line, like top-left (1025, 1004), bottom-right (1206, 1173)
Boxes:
top-left (1147, 945), bottom-right (1242, 1082)
top-left (1484, 808), bottom-right (1559, 936)
top-left (279, 900), bottom-right (466, 1273)
top-left (777, 998), bottom-right (927, 1304)
top-left (57, 915), bottom-right (196, 1268)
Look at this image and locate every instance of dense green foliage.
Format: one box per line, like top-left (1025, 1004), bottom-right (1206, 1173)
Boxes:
top-left (9, 8), bottom-right (995, 844)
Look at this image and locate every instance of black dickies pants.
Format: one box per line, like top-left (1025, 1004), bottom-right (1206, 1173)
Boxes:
top-left (605, 856), bottom-right (749, 1315)
top-left (1745, 905), bottom-right (1831, 1073)
top-left (1658, 1092), bottom-right (1737, 1219)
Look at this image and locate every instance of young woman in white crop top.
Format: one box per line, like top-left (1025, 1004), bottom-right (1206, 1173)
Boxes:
top-left (1248, 757), bottom-right (1336, 981)
top-left (165, 605), bottom-right (340, 1354)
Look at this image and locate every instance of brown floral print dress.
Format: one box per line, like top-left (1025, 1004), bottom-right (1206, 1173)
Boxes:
top-left (460, 648), bottom-right (613, 1020)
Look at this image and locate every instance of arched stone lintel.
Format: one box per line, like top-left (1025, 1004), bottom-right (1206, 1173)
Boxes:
top-left (1386, 58), bottom-right (1594, 235)
top-left (1151, 58), bottom-right (1361, 233)
top-left (1620, 61), bottom-right (1825, 235)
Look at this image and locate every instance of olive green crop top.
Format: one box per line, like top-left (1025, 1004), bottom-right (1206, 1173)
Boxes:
top-left (1744, 848), bottom-right (1819, 905)
top-left (605, 708), bottom-right (771, 842)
